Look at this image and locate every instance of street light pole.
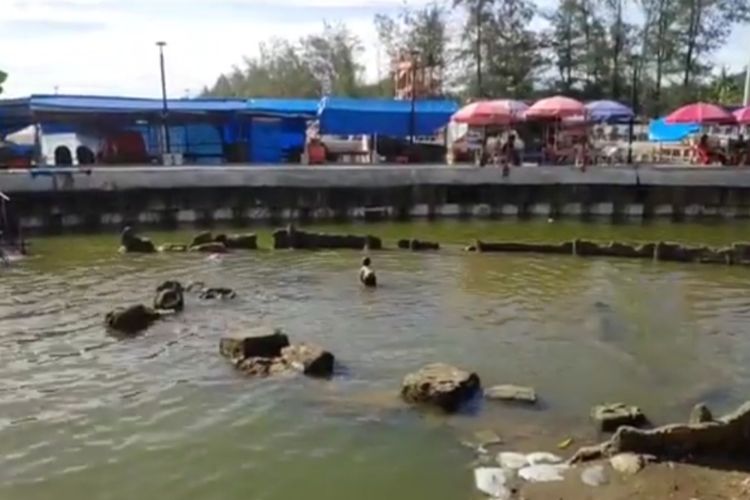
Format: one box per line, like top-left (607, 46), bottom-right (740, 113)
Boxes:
top-left (410, 51), bottom-right (419, 146)
top-left (744, 60), bottom-right (750, 106)
top-left (156, 41), bottom-right (171, 155)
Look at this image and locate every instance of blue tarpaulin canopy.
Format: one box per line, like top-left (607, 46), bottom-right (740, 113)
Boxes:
top-left (318, 97), bottom-right (459, 136)
top-left (246, 98), bottom-right (318, 118)
top-left (648, 118), bottom-right (700, 142)
top-left (13, 95), bottom-right (247, 115)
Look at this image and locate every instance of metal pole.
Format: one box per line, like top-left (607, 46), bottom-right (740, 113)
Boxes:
top-left (628, 57), bottom-right (638, 165)
top-left (744, 61), bottom-right (750, 106)
top-left (156, 41), bottom-right (171, 155)
top-left (476, 0), bottom-right (483, 98)
top-left (410, 53), bottom-right (417, 146)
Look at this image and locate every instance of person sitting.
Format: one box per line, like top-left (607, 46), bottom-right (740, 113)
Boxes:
top-left (359, 257), bottom-right (377, 288)
top-left (500, 133), bottom-right (521, 167)
top-left (695, 134), bottom-right (727, 165)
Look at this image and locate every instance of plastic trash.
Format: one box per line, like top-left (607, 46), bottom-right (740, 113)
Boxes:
top-left (474, 467), bottom-right (510, 499)
top-left (518, 464), bottom-right (569, 483)
top-left (526, 451), bottom-right (563, 465)
top-left (496, 451), bottom-right (529, 469)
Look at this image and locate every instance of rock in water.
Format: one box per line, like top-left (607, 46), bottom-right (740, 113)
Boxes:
top-left (496, 452), bottom-right (529, 469)
top-left (610, 453), bottom-right (646, 475)
top-left (153, 281), bottom-right (184, 312)
top-left (485, 385), bottom-right (537, 404)
top-left (119, 226), bottom-right (156, 253)
top-left (190, 242), bottom-right (228, 253)
top-left (689, 403), bottom-right (714, 424)
top-left (158, 243), bottom-right (188, 252)
top-left (190, 231), bottom-right (214, 247)
top-left (581, 465), bottom-right (608, 486)
top-left (221, 233), bottom-right (258, 250)
top-left (518, 464), bottom-right (568, 483)
top-left (105, 304), bottom-right (161, 335)
top-left (281, 344), bottom-right (335, 378)
top-left (526, 452), bottom-right (562, 465)
top-left (235, 357), bottom-right (290, 377)
top-left (199, 287), bottom-right (236, 300)
top-left (592, 403), bottom-right (648, 432)
top-left (401, 363), bottom-right (481, 412)
top-left (474, 467), bottom-right (510, 499)
top-left (219, 327), bottom-right (291, 361)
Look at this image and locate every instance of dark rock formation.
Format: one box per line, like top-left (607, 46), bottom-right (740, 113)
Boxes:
top-left (592, 403), bottom-right (648, 433)
top-left (572, 401), bottom-right (750, 463)
top-left (273, 226), bottom-right (382, 250)
top-left (654, 242), bottom-right (711, 263)
top-left (281, 344), bottom-right (335, 378)
top-left (217, 233), bottom-right (258, 250)
top-left (105, 304), bottom-right (161, 335)
top-left (220, 327), bottom-right (291, 361)
top-left (199, 287), bottom-right (237, 300)
top-left (119, 226), bottom-right (156, 254)
top-left (573, 240), bottom-right (654, 259)
top-left (154, 281), bottom-right (184, 312)
top-left (397, 239), bottom-right (440, 251)
top-left (474, 241), bottom-right (573, 254)
top-left (189, 242), bottom-right (228, 253)
top-left (401, 363), bottom-right (481, 413)
top-left (191, 231), bottom-right (215, 248)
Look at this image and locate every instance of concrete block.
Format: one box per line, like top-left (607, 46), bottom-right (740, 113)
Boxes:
top-left (410, 204), bottom-right (430, 217)
top-left (589, 202), bottom-right (614, 216)
top-left (561, 203), bottom-right (583, 216)
top-left (440, 204), bottom-right (460, 216)
top-left (623, 204), bottom-right (644, 217)
top-left (473, 204), bottom-right (492, 217)
top-left (501, 204), bottom-right (519, 216)
top-left (529, 203), bottom-right (551, 216)
top-left (177, 209), bottom-right (197, 223)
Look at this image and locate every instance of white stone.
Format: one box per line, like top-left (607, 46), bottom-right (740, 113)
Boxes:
top-left (518, 464), bottom-right (568, 483)
top-left (526, 452), bottom-right (562, 465)
top-left (497, 451), bottom-right (529, 470)
top-left (474, 467), bottom-right (510, 499)
top-left (610, 453), bottom-right (646, 475)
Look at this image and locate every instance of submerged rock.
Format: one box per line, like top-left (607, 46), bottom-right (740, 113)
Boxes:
top-left (199, 287), bottom-right (237, 300)
top-left (158, 243), bottom-right (188, 252)
top-left (219, 327), bottom-right (291, 361)
top-left (218, 233), bottom-right (258, 250)
top-left (273, 226), bottom-right (382, 250)
top-left (119, 226), bottom-right (156, 254)
top-left (689, 403), bottom-right (714, 424)
top-left (581, 465), bottom-right (608, 486)
top-left (105, 304), bottom-right (161, 335)
top-left (281, 343), bottom-right (335, 378)
top-left (190, 242), bottom-right (228, 253)
top-left (153, 280), bottom-right (184, 312)
top-left (475, 241), bottom-right (573, 254)
top-left (474, 467), bottom-right (510, 499)
top-left (235, 356), bottom-right (290, 377)
top-left (485, 384), bottom-right (537, 404)
top-left (592, 403), bottom-right (648, 432)
top-left (190, 231), bottom-right (215, 248)
top-left (401, 363), bottom-right (481, 413)
top-left (518, 464), bottom-right (568, 483)
top-left (609, 453), bottom-right (647, 475)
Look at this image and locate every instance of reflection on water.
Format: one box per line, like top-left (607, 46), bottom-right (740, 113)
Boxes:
top-left (2, 219), bottom-right (750, 500)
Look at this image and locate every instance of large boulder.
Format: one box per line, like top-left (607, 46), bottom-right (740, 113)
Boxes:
top-left (191, 231), bottom-right (215, 247)
top-left (119, 226), bottom-right (156, 254)
top-left (592, 403), bottom-right (648, 433)
top-left (153, 280), bottom-right (184, 312)
top-left (219, 327), bottom-right (291, 361)
top-left (281, 344), bottom-right (335, 378)
top-left (401, 363), bottom-right (481, 412)
top-left (105, 304), bottom-right (161, 335)
top-left (216, 233), bottom-right (258, 250)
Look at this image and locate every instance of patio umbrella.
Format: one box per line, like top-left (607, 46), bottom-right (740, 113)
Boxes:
top-left (733, 106), bottom-right (750, 124)
top-left (525, 96), bottom-right (585, 120)
top-left (664, 102), bottom-right (735, 124)
top-left (452, 99), bottom-right (528, 126)
top-left (585, 100), bottom-right (634, 123)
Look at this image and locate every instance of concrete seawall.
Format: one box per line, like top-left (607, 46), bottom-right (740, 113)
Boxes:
top-left (4, 164), bottom-right (750, 232)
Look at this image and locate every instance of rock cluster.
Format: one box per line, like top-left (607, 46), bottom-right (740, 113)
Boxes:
top-left (119, 226), bottom-right (156, 253)
top-left (220, 327), bottom-right (334, 378)
top-left (120, 228), bottom-right (257, 254)
top-left (591, 403), bottom-right (648, 433)
top-left (105, 280), bottom-right (190, 335)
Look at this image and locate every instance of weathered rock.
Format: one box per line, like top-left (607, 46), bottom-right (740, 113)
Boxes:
top-left (731, 242), bottom-right (750, 264)
top-left (485, 384), bottom-right (537, 404)
top-left (235, 356), bottom-right (290, 377)
top-left (592, 403), bottom-right (648, 433)
top-left (217, 233), bottom-right (258, 250)
top-left (609, 453), bottom-right (647, 475)
top-left (153, 281), bottom-right (184, 311)
top-left (199, 287), bottom-right (236, 300)
top-left (158, 243), bottom-right (188, 252)
top-left (581, 465), bottom-right (608, 486)
top-left (397, 239), bottom-right (440, 251)
top-left (281, 343), bottom-right (335, 378)
top-left (105, 304), bottom-right (161, 335)
top-left (119, 226), bottom-right (156, 253)
top-left (190, 242), bottom-right (228, 253)
top-left (191, 231), bottom-right (215, 247)
top-left (219, 327), bottom-right (291, 361)
top-left (475, 241), bottom-right (573, 254)
top-left (690, 403), bottom-right (714, 424)
top-left (401, 363), bottom-right (481, 412)
top-left (273, 227), bottom-right (382, 250)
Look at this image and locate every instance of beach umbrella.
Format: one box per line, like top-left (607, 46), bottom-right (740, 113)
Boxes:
top-left (452, 99), bottom-right (528, 126)
top-left (733, 106), bottom-right (750, 124)
top-left (585, 100), bottom-right (634, 123)
top-left (664, 102), bottom-right (735, 124)
top-left (4, 125), bottom-right (36, 146)
top-left (525, 96), bottom-right (585, 120)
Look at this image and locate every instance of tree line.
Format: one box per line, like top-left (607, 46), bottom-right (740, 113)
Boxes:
top-left (204, 0), bottom-right (750, 116)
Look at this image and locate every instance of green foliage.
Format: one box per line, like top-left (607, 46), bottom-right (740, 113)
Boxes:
top-left (0, 70), bottom-right (6, 95)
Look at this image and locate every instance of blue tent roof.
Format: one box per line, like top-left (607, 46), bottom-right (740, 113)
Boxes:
top-left (246, 98), bottom-right (318, 117)
top-left (648, 118), bottom-right (700, 142)
top-left (318, 97), bottom-right (459, 136)
top-left (17, 95), bottom-right (248, 114)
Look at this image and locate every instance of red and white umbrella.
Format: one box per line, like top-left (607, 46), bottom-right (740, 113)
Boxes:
top-left (452, 99), bottom-right (528, 126)
top-left (733, 106), bottom-right (750, 125)
top-left (524, 96), bottom-right (585, 120)
top-left (665, 102), bottom-right (736, 124)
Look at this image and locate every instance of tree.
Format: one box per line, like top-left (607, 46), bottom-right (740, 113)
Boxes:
top-left (301, 22), bottom-right (364, 96)
top-left (637, 0), bottom-right (680, 114)
top-left (0, 70), bottom-right (6, 95)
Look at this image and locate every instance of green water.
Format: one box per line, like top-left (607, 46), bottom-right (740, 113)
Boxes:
top-left (2, 219), bottom-right (750, 499)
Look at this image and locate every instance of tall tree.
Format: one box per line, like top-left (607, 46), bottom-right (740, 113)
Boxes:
top-left (0, 70), bottom-right (6, 95)
top-left (453, 0), bottom-right (493, 97)
top-left (301, 22), bottom-right (364, 96)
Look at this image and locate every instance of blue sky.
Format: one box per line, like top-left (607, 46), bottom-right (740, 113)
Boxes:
top-left (1, 0), bottom-right (748, 98)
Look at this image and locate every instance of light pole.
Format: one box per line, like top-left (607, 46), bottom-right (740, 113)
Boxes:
top-left (743, 60), bottom-right (750, 106)
top-left (627, 55), bottom-right (639, 165)
top-left (409, 50), bottom-right (419, 146)
top-left (156, 41), bottom-right (171, 155)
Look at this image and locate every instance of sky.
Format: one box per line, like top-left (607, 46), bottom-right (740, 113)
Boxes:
top-left (1, 0), bottom-right (748, 99)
